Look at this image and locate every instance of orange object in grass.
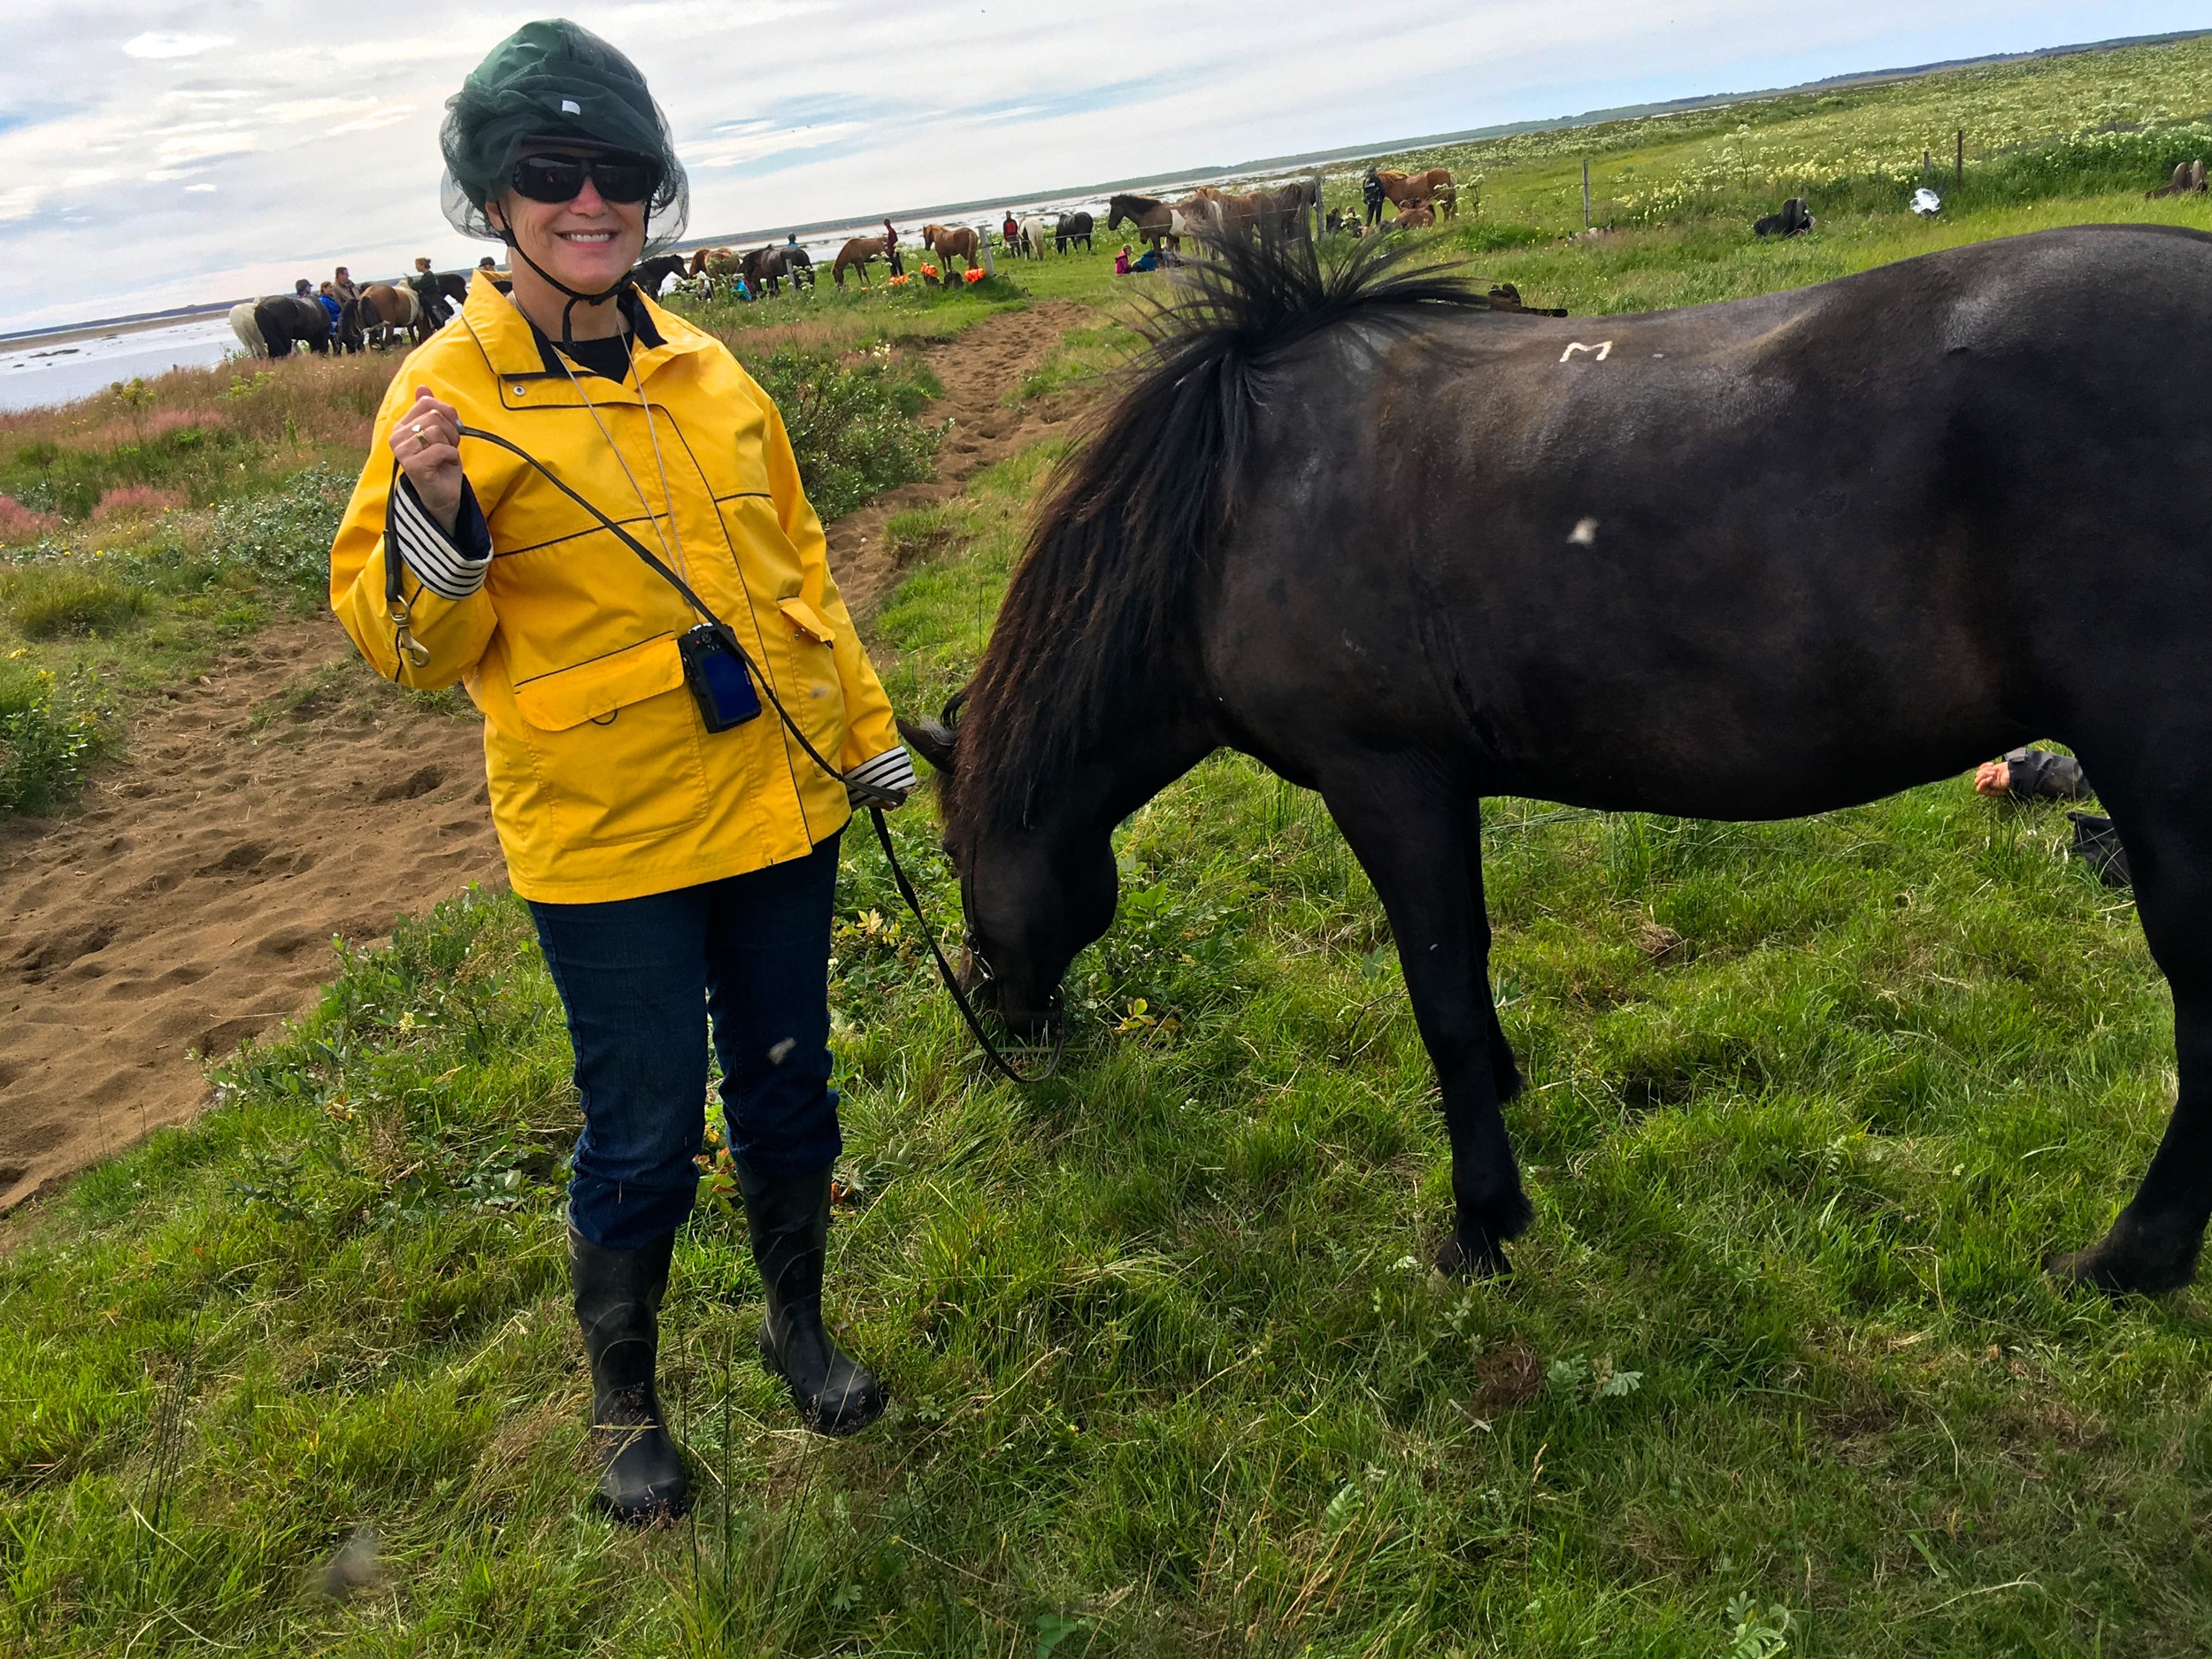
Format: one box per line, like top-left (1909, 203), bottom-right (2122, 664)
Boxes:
top-left (963, 266), bottom-right (986, 283)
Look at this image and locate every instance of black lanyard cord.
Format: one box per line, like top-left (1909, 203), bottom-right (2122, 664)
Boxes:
top-left (394, 420), bottom-right (1059, 1085)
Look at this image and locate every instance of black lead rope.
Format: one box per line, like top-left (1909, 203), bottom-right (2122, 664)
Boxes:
top-left (395, 419), bottom-right (1062, 1086)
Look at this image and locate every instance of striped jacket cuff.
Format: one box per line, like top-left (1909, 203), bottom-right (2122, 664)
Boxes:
top-left (389, 475), bottom-right (492, 601)
top-left (846, 744), bottom-right (918, 805)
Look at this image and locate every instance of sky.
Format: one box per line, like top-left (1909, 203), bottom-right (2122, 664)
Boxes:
top-left (0, 2), bottom-right (2204, 334)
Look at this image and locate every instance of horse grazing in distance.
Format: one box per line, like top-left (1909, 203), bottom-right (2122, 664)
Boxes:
top-left (741, 245), bottom-right (814, 296)
top-left (630, 253), bottom-right (689, 298)
top-left (2147, 159), bottom-right (2208, 198)
top-left (1108, 192), bottom-right (1181, 252)
top-left (1371, 167), bottom-right (1456, 219)
top-left (782, 246), bottom-right (817, 288)
top-left (1753, 198), bottom-right (1816, 238)
top-left (1018, 216), bottom-right (1052, 258)
top-left (1055, 211), bottom-right (1094, 252)
top-left (227, 301), bottom-right (266, 357)
top-left (833, 225), bottom-right (898, 288)
top-left (687, 247), bottom-right (741, 279)
top-left (901, 222), bottom-right (2212, 1302)
top-left (252, 294), bottom-right (332, 357)
top-left (357, 282), bottom-right (423, 349)
top-left (923, 223), bottom-right (983, 277)
top-left (1394, 200), bottom-right (1436, 229)
top-left (1255, 178), bottom-right (1320, 237)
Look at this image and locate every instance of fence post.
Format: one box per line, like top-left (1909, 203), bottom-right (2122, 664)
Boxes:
top-left (1955, 128), bottom-right (1964, 185)
top-left (1583, 159), bottom-right (1591, 228)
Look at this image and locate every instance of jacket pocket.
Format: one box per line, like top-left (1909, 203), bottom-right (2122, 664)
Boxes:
top-left (511, 634), bottom-right (710, 844)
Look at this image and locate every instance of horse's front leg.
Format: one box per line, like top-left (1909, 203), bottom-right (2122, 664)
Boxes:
top-left (2048, 766), bottom-right (2212, 1293)
top-left (1319, 760), bottom-right (1530, 1277)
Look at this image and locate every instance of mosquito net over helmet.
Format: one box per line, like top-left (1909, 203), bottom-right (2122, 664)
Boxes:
top-left (440, 19), bottom-right (689, 256)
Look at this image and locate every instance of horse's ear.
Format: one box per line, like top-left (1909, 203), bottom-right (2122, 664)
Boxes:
top-left (898, 716), bottom-right (958, 776)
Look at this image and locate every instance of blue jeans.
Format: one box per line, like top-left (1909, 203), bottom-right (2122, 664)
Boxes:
top-left (528, 832), bottom-right (843, 1249)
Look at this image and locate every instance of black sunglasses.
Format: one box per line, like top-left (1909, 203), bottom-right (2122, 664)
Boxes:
top-left (509, 150), bottom-right (663, 205)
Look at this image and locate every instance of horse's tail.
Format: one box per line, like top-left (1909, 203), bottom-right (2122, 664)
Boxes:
top-left (951, 229), bottom-right (1487, 833)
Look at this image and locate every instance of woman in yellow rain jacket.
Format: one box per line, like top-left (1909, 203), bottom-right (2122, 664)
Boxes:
top-left (330, 19), bottom-right (910, 1523)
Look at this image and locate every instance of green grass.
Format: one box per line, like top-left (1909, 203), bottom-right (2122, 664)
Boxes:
top-left (7, 433), bottom-right (2210, 1655)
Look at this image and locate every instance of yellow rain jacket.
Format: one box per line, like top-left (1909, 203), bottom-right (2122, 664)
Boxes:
top-left (330, 273), bottom-right (908, 904)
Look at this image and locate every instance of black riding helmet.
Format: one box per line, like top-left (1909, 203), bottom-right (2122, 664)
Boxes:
top-left (440, 19), bottom-right (689, 334)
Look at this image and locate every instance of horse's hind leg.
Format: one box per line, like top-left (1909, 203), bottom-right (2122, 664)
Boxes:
top-left (2049, 773), bottom-right (2212, 1294)
top-left (1319, 759), bottom-right (1529, 1276)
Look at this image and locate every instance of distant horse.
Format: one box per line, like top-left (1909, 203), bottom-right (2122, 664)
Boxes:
top-left (1055, 211), bottom-right (1094, 253)
top-left (741, 245), bottom-right (812, 297)
top-left (901, 222), bottom-right (2212, 1302)
top-left (1108, 192), bottom-right (1181, 252)
top-left (688, 247), bottom-right (741, 279)
top-left (783, 246), bottom-right (817, 288)
top-left (1018, 216), bottom-right (1052, 258)
top-left (1753, 198), bottom-right (1816, 238)
top-left (2147, 160), bottom-right (2208, 198)
top-left (631, 254), bottom-right (689, 298)
top-left (1394, 201), bottom-right (1436, 229)
top-left (227, 301), bottom-right (266, 357)
top-left (252, 295), bottom-right (331, 358)
top-left (1371, 167), bottom-right (1456, 219)
top-left (1184, 188), bottom-right (1251, 236)
top-left (1256, 178), bottom-right (1320, 237)
top-left (833, 224), bottom-right (898, 288)
top-left (923, 224), bottom-right (983, 277)
top-left (357, 282), bottom-right (423, 349)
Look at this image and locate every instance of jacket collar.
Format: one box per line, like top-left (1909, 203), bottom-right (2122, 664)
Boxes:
top-left (457, 269), bottom-right (714, 387)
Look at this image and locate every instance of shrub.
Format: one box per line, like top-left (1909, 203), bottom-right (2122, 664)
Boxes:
top-left (745, 346), bottom-right (941, 520)
top-left (205, 465), bottom-right (351, 596)
top-left (89, 485), bottom-right (187, 522)
top-left (3, 565), bottom-right (152, 638)
top-left (0, 658), bottom-right (111, 813)
top-left (0, 496), bottom-right (60, 545)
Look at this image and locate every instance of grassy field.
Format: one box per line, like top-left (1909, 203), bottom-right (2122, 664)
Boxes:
top-left (10, 35), bottom-right (2212, 1658)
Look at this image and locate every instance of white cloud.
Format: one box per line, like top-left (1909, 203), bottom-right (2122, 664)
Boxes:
top-left (326, 105), bottom-right (417, 135)
top-left (0, 187), bottom-right (41, 223)
top-left (185, 184), bottom-right (218, 194)
top-left (688, 120), bottom-right (868, 168)
top-left (122, 32), bottom-right (234, 60)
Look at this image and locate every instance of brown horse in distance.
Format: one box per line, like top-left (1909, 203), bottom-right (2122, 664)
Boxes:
top-left (1373, 167), bottom-right (1457, 219)
top-left (922, 223), bottom-right (982, 277)
top-left (687, 247), bottom-right (741, 279)
top-left (1108, 192), bottom-right (1182, 252)
top-left (357, 281), bottom-right (424, 348)
top-left (1394, 201), bottom-right (1436, 230)
top-left (833, 222), bottom-right (899, 288)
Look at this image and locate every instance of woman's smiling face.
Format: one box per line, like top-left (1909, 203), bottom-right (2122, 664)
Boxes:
top-left (493, 146), bottom-right (647, 294)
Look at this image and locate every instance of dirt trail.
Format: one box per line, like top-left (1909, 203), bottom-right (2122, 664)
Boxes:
top-left (825, 300), bottom-right (1092, 612)
top-left (0, 302), bottom-right (1091, 1215)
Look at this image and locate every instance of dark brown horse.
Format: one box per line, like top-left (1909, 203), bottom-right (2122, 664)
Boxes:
top-left (1107, 193), bottom-right (1181, 252)
top-left (902, 224), bottom-right (2212, 1301)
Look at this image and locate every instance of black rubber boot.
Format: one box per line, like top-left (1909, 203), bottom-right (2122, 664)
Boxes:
top-left (569, 1220), bottom-right (690, 1524)
top-left (737, 1162), bottom-right (886, 1435)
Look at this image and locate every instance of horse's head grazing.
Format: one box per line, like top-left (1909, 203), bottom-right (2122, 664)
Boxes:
top-left (898, 694), bottom-right (1116, 1039)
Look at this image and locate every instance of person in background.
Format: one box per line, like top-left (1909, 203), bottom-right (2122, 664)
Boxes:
top-left (294, 278), bottom-right (313, 296)
top-left (329, 16), bottom-right (912, 1528)
top-left (1114, 242), bottom-right (1133, 276)
top-left (316, 280), bottom-right (349, 350)
top-left (1002, 211), bottom-right (1018, 249)
top-left (412, 256), bottom-right (454, 327)
top-left (333, 265), bottom-right (359, 307)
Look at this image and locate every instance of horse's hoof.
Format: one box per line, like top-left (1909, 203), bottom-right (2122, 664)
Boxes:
top-left (2053, 1221), bottom-right (2194, 1301)
top-left (1434, 1232), bottom-right (1511, 1280)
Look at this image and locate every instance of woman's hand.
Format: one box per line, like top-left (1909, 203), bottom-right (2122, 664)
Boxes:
top-left (388, 386), bottom-right (464, 534)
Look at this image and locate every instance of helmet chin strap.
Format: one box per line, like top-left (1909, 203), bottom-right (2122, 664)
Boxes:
top-left (492, 204), bottom-right (646, 344)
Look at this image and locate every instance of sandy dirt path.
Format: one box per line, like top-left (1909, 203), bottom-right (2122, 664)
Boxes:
top-left (0, 302), bottom-right (1091, 1215)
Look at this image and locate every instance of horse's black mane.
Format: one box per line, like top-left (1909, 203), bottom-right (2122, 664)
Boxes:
top-left (942, 228), bottom-right (1494, 842)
